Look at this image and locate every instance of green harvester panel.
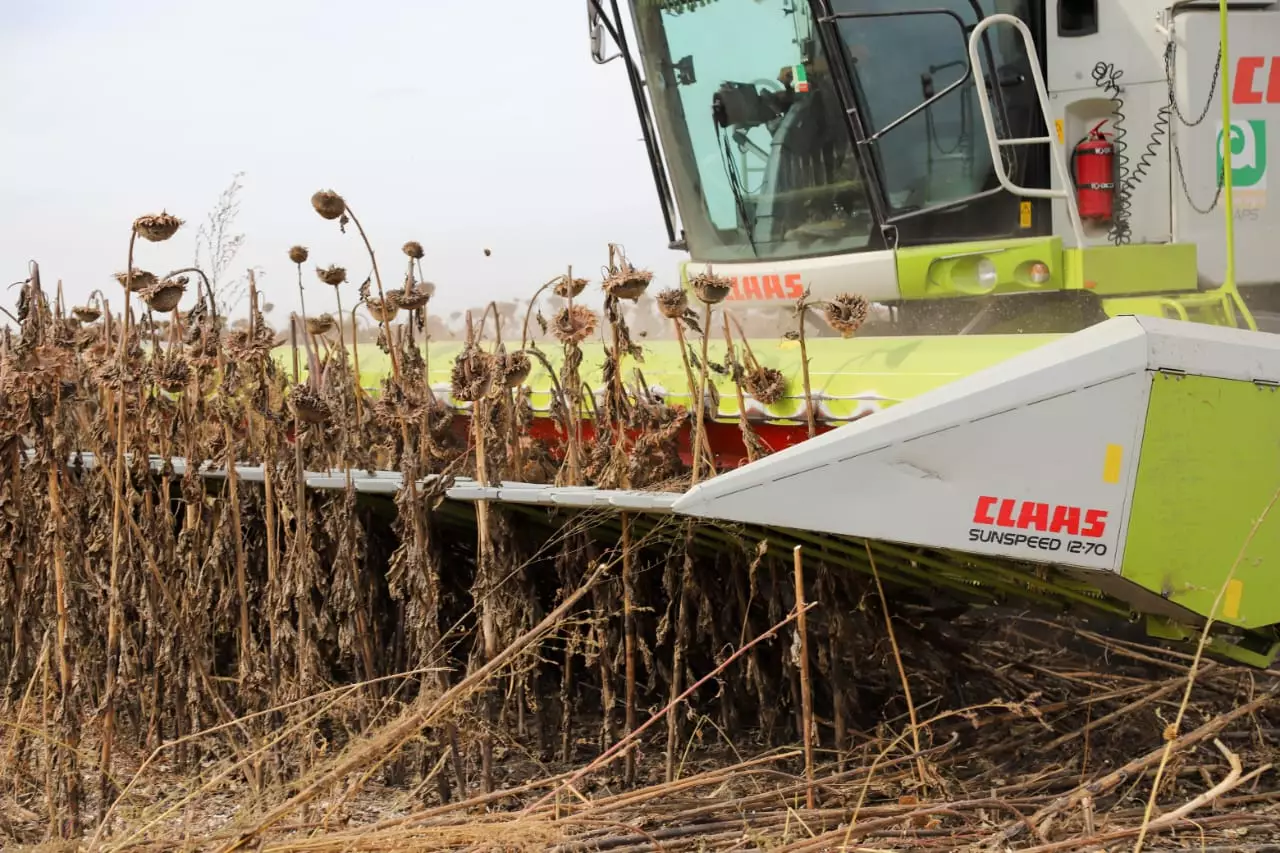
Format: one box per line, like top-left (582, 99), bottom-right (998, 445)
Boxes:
top-left (1076, 243), bottom-right (1199, 295)
top-left (276, 334), bottom-right (1063, 420)
top-left (895, 236), bottom-right (1064, 300)
top-left (1121, 372), bottom-right (1280, 629)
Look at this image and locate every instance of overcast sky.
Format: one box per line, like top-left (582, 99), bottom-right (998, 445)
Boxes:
top-left (0, 0), bottom-right (679, 319)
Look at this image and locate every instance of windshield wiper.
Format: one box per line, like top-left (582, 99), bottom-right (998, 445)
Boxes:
top-left (713, 82), bottom-right (784, 256)
top-left (719, 130), bottom-right (760, 255)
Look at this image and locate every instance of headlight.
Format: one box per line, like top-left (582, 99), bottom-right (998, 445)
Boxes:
top-left (976, 258), bottom-right (998, 290)
top-left (948, 255), bottom-right (1000, 295)
top-left (1018, 260), bottom-right (1052, 286)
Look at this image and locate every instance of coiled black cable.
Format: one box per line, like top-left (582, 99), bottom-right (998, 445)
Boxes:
top-left (1089, 62), bottom-right (1131, 245)
top-left (1089, 61), bottom-right (1171, 246)
top-left (1090, 44), bottom-right (1226, 245)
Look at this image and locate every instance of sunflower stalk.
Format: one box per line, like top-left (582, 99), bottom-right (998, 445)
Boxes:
top-left (290, 246), bottom-right (310, 330)
top-left (691, 301), bottom-right (714, 484)
top-left (346, 207), bottom-right (401, 384)
top-left (665, 525), bottom-right (695, 783)
top-left (34, 263), bottom-right (83, 834)
top-left (249, 272), bottom-right (282, 696)
top-left (793, 545), bottom-right (816, 810)
top-left (350, 305), bottom-right (364, 426)
top-left (722, 312), bottom-right (763, 464)
top-left (99, 227), bottom-right (137, 821)
top-left (564, 267), bottom-right (583, 485)
top-left (465, 310), bottom-right (499, 793)
top-left (796, 293), bottom-right (817, 440)
top-left (602, 249), bottom-right (639, 782)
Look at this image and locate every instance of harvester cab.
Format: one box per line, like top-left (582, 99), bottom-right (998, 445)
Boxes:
top-left (592, 0), bottom-right (1280, 335)
top-left (573, 1), bottom-right (1280, 665)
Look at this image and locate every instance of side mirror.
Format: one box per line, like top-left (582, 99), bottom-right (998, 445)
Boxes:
top-left (589, 1), bottom-right (620, 65)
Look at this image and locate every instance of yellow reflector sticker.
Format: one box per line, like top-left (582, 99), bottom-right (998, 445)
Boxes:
top-left (1224, 579), bottom-right (1244, 619)
top-left (1103, 444), bottom-right (1123, 484)
top-left (1055, 119), bottom-right (1064, 144)
top-left (1019, 202), bottom-right (1032, 229)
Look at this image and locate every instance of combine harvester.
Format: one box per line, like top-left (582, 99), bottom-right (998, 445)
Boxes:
top-left (359, 1), bottom-right (1280, 663)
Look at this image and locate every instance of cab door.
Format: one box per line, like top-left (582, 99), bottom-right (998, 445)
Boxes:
top-left (820, 0), bottom-right (1051, 246)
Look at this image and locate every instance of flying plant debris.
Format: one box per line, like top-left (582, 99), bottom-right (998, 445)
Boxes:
top-left (1, 200), bottom-right (1275, 853)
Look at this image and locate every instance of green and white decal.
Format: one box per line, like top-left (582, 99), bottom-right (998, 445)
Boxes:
top-left (1219, 119), bottom-right (1268, 210)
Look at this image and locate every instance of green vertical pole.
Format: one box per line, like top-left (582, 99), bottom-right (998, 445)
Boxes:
top-left (1220, 0), bottom-right (1236, 291)
top-left (1218, 0), bottom-right (1258, 330)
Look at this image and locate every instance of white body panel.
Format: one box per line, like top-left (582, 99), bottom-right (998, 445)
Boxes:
top-left (682, 248), bottom-right (900, 305)
top-left (1043, 1), bottom-right (1176, 249)
top-left (1045, 1), bottom-right (1172, 94)
top-left (672, 316), bottom-right (1280, 571)
top-left (1047, 82), bottom-right (1174, 248)
top-left (1037, 2), bottom-right (1280, 282)
top-left (1170, 7), bottom-right (1280, 287)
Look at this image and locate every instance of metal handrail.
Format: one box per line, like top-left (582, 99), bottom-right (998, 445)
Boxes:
top-left (967, 13), bottom-right (1086, 248)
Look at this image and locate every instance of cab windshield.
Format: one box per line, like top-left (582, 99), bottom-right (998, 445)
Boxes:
top-left (631, 0), bottom-right (876, 264)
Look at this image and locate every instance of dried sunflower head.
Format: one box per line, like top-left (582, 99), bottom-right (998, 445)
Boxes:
top-left (311, 190), bottom-right (346, 220)
top-left (306, 313), bottom-right (337, 336)
top-left (552, 304), bottom-right (598, 345)
top-left (157, 358), bottom-right (191, 393)
top-left (396, 282), bottom-right (434, 310)
top-left (500, 350), bottom-right (532, 389)
top-left (602, 266), bottom-right (654, 302)
top-left (289, 245), bottom-right (309, 265)
top-left (132, 212), bottom-right (183, 242)
top-left (316, 265), bottom-right (347, 286)
top-left (186, 332), bottom-right (220, 366)
top-left (402, 240), bottom-right (425, 259)
top-left (744, 365), bottom-right (786, 405)
top-left (72, 305), bottom-right (102, 324)
top-left (366, 295), bottom-right (401, 323)
top-left (75, 322), bottom-right (103, 352)
top-left (824, 293), bottom-right (870, 338)
top-left (289, 385), bottom-right (331, 424)
top-left (554, 275), bottom-right (589, 299)
top-left (224, 322), bottom-right (275, 362)
top-left (655, 287), bottom-right (688, 320)
top-left (691, 270), bottom-right (733, 305)
top-left (450, 346), bottom-right (493, 402)
top-left (142, 276), bottom-right (187, 313)
top-left (373, 383), bottom-right (430, 427)
top-left (114, 268), bottom-right (158, 293)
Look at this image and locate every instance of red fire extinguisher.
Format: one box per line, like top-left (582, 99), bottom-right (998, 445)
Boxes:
top-left (1071, 121), bottom-right (1116, 222)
